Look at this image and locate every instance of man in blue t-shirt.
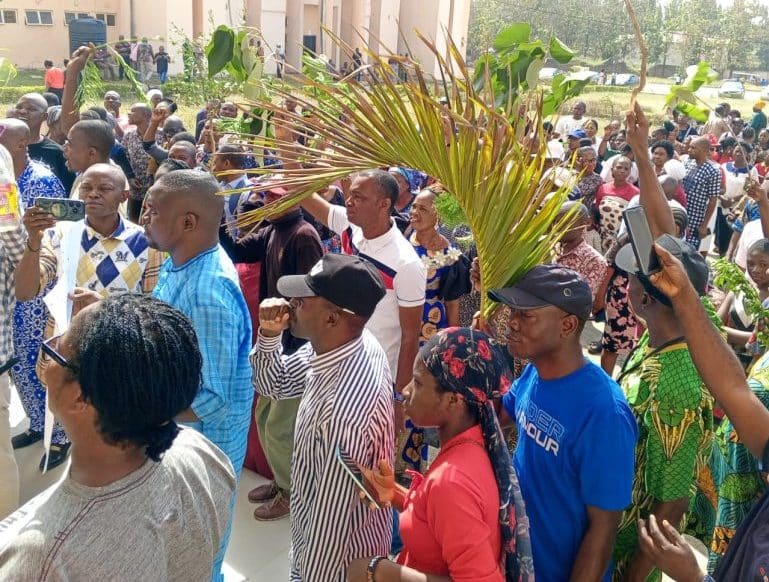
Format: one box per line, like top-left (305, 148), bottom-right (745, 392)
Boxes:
top-left (490, 264), bottom-right (638, 582)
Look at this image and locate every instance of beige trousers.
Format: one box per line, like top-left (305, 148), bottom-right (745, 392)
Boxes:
top-left (0, 373), bottom-right (19, 519)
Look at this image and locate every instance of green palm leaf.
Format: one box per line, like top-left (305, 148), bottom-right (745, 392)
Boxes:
top-left (228, 32), bottom-right (576, 319)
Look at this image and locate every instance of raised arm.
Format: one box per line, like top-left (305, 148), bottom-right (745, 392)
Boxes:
top-left (15, 207), bottom-right (56, 301)
top-left (650, 244), bottom-right (769, 459)
top-left (625, 103), bottom-right (675, 238)
top-left (61, 47), bottom-right (91, 134)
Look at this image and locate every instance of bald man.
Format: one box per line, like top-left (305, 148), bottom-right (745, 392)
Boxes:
top-left (10, 93), bottom-right (75, 193)
top-left (143, 170), bottom-right (252, 582)
top-left (14, 162), bottom-right (163, 471)
top-left (122, 103), bottom-right (153, 221)
top-left (683, 136), bottom-right (721, 251)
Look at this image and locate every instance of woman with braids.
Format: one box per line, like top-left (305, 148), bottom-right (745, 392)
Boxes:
top-left (349, 327), bottom-right (534, 582)
top-left (0, 294), bottom-right (237, 580)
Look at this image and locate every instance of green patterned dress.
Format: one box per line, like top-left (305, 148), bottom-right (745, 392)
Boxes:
top-left (689, 349), bottom-right (769, 573)
top-left (612, 333), bottom-right (714, 582)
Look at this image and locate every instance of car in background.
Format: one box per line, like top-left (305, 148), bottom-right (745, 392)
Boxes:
top-left (718, 79), bottom-right (745, 99)
top-left (538, 67), bottom-right (562, 82)
top-left (615, 73), bottom-right (640, 86)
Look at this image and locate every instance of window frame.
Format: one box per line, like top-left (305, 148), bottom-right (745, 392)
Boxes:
top-left (95, 13), bottom-right (117, 27)
top-left (25, 9), bottom-right (54, 26)
top-left (0, 10), bottom-right (17, 24)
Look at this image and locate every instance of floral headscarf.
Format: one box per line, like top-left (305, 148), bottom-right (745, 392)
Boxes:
top-left (420, 327), bottom-right (535, 581)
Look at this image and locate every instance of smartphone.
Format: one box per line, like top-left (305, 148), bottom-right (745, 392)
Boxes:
top-left (623, 206), bottom-right (659, 276)
top-left (35, 198), bottom-right (85, 222)
top-left (335, 445), bottom-right (381, 509)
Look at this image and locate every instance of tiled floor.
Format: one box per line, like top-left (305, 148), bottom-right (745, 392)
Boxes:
top-left (7, 321), bottom-right (618, 581)
top-left (10, 390), bottom-right (291, 582)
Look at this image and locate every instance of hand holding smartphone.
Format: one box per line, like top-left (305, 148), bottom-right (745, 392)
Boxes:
top-left (35, 197), bottom-right (85, 222)
top-left (335, 445), bottom-right (382, 509)
top-left (623, 206), bottom-right (660, 276)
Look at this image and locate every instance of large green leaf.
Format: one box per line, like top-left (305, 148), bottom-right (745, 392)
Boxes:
top-left (526, 57), bottom-right (545, 89)
top-left (684, 62), bottom-right (719, 91)
top-left (673, 101), bottom-right (710, 123)
top-left (206, 26), bottom-right (235, 77)
top-left (549, 36), bottom-right (575, 64)
top-left (492, 23), bottom-right (532, 52)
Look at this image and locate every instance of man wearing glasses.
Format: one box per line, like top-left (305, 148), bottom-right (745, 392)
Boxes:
top-left (0, 294), bottom-right (236, 580)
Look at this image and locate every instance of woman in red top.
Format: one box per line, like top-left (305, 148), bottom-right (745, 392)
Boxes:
top-left (349, 328), bottom-right (534, 582)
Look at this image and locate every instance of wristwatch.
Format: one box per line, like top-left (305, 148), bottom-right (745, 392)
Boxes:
top-left (366, 556), bottom-right (387, 582)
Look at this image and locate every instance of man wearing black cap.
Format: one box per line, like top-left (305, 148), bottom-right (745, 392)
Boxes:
top-left (251, 253), bottom-right (394, 581)
top-left (611, 233), bottom-right (714, 581)
top-left (491, 264), bottom-right (638, 582)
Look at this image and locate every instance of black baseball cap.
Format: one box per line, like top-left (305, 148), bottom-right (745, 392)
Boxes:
top-left (615, 233), bottom-right (709, 297)
top-left (488, 264), bottom-right (593, 321)
top-left (277, 254), bottom-right (386, 318)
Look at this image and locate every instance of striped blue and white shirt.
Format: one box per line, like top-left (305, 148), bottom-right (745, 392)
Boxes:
top-left (251, 329), bottom-right (394, 581)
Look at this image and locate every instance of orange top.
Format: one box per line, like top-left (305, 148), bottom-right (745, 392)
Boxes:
top-left (44, 68), bottom-right (64, 90)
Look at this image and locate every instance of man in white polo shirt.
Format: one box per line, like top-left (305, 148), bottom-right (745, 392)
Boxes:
top-left (300, 170), bottom-right (425, 396)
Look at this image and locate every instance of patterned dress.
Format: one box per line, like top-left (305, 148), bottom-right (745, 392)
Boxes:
top-left (690, 350), bottom-right (769, 573)
top-left (400, 234), bottom-right (463, 472)
top-left (10, 161), bottom-right (66, 443)
top-left (612, 333), bottom-right (714, 581)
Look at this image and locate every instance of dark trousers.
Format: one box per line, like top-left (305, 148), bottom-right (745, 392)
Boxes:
top-left (714, 207), bottom-right (732, 257)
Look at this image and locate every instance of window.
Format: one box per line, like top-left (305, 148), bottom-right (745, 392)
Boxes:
top-left (25, 10), bottom-right (53, 26)
top-left (65, 11), bottom-right (91, 25)
top-left (95, 13), bottom-right (116, 26)
top-left (0, 10), bottom-right (17, 24)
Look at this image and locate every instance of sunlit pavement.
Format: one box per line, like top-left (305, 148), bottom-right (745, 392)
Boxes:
top-left (10, 390), bottom-right (291, 581)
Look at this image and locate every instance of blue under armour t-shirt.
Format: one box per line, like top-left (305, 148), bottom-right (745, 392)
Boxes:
top-left (503, 360), bottom-right (638, 582)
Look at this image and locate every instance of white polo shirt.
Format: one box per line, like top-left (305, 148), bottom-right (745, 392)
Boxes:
top-left (328, 205), bottom-right (426, 376)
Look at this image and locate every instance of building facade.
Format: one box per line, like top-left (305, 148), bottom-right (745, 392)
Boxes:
top-left (0, 0), bottom-right (469, 78)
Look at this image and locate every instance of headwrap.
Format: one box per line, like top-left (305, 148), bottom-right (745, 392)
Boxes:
top-left (420, 327), bottom-right (535, 581)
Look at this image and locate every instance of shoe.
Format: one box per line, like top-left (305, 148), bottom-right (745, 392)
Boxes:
top-left (253, 489), bottom-right (290, 521)
top-left (587, 341), bottom-right (602, 355)
top-left (39, 443), bottom-right (71, 472)
top-left (248, 481), bottom-right (279, 503)
top-left (12, 429), bottom-right (43, 449)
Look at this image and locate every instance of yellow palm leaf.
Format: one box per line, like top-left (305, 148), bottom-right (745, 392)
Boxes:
top-left (228, 32), bottom-right (577, 319)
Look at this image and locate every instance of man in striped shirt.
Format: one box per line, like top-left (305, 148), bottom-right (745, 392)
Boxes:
top-left (252, 253), bottom-right (394, 581)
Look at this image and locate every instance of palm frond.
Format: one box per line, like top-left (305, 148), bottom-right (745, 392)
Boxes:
top-left (228, 30), bottom-right (577, 318)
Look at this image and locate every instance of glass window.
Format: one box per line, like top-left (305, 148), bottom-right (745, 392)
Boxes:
top-left (24, 10), bottom-right (39, 25)
top-left (1, 10), bottom-right (17, 24)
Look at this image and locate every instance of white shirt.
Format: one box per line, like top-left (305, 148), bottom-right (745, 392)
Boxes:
top-left (327, 205), bottom-right (426, 376)
top-left (555, 116), bottom-right (584, 138)
top-left (735, 218), bottom-right (765, 270)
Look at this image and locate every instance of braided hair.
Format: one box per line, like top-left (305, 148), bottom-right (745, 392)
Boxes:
top-left (420, 327), bottom-right (535, 581)
top-left (70, 294), bottom-right (202, 461)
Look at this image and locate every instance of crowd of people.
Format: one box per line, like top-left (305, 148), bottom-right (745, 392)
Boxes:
top-left (0, 42), bottom-right (767, 582)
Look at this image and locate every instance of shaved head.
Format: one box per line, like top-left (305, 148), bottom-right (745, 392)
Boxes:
top-left (0, 118), bottom-right (30, 158)
top-left (12, 93), bottom-right (48, 134)
top-left (82, 162), bottom-right (129, 190)
top-left (19, 93), bottom-right (47, 112)
top-left (163, 116), bottom-right (185, 135)
top-left (152, 170), bottom-right (223, 226)
top-left (143, 170), bottom-right (224, 256)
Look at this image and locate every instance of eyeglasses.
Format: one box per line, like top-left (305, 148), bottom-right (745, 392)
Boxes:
top-left (40, 334), bottom-right (79, 375)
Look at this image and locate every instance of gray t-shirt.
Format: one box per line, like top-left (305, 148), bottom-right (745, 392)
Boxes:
top-left (0, 428), bottom-right (236, 581)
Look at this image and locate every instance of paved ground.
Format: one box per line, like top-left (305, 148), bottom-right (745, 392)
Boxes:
top-left (8, 318), bottom-right (613, 581)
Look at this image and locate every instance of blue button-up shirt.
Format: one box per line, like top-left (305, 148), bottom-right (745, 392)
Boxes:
top-left (152, 245), bottom-right (253, 471)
